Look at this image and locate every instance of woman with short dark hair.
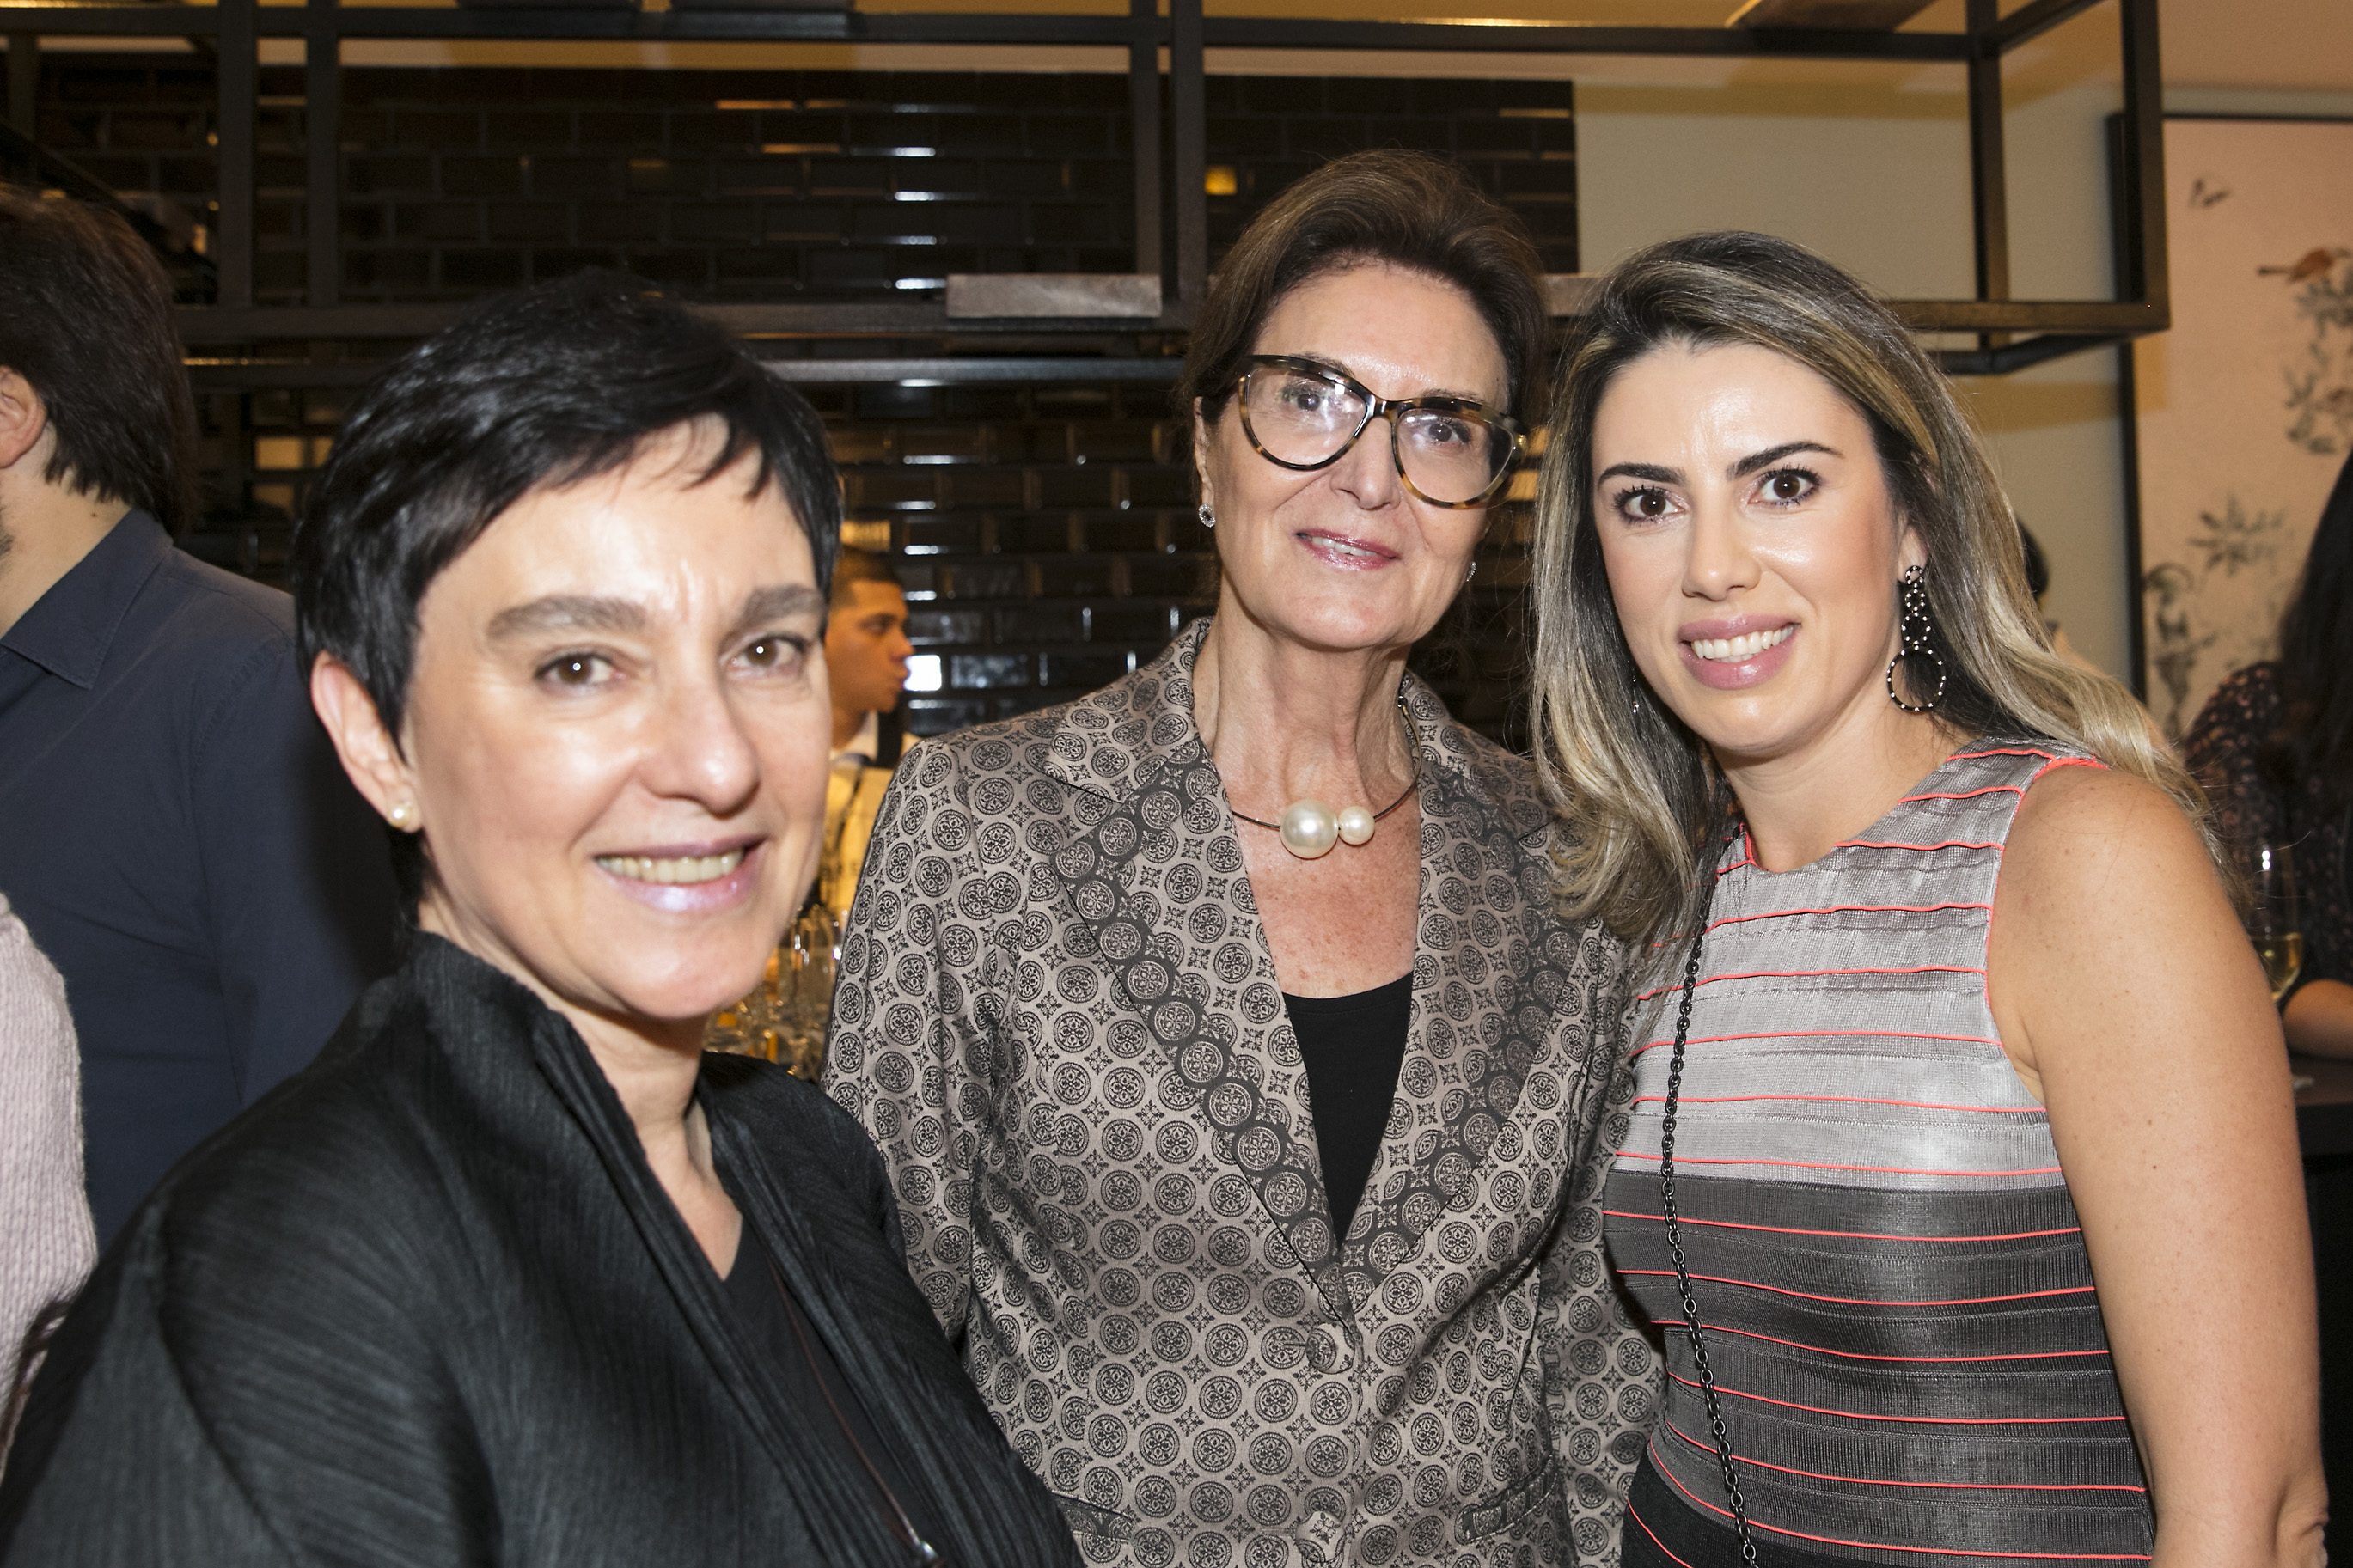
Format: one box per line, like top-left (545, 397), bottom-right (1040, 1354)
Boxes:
top-left (0, 275), bottom-right (1081, 1568)
top-left (826, 150), bottom-right (1653, 1567)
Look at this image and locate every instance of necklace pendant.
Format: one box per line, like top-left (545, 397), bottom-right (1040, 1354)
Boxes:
top-left (1278, 800), bottom-right (1341, 859)
top-left (1335, 805), bottom-right (1376, 846)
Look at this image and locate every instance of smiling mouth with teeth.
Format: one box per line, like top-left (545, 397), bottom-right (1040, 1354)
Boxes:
top-left (594, 850), bottom-right (746, 885)
top-left (1688, 625), bottom-right (1795, 662)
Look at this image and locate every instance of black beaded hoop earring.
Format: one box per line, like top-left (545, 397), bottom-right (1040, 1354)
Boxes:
top-left (1885, 563), bottom-right (1947, 714)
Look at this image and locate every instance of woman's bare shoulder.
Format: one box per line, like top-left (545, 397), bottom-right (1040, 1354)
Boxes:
top-left (2003, 760), bottom-right (2215, 896)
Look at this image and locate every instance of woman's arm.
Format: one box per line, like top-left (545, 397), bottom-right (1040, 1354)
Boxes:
top-left (2286, 979), bottom-right (2353, 1059)
top-left (820, 747), bottom-right (997, 1342)
top-left (1989, 765), bottom-right (2325, 1568)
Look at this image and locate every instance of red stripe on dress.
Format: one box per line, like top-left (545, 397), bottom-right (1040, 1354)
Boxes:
top-left (1634, 965), bottom-right (1983, 1003)
top-left (2028, 757), bottom-right (2106, 787)
top-left (1629, 1092), bottom-right (2041, 1115)
top-left (1618, 1268), bottom-right (2092, 1309)
top-left (1903, 785), bottom-right (2028, 802)
top-left (1651, 1456), bottom-right (2152, 1560)
top-left (1629, 1028), bottom-right (2004, 1059)
top-left (1652, 1317), bottom-right (2112, 1365)
top-left (1659, 1418), bottom-right (2144, 1492)
top-left (1666, 1370), bottom-right (2132, 1424)
top-left (1706, 901), bottom-right (1991, 931)
top-left (1600, 1208), bottom-right (2081, 1244)
top-left (1613, 1150), bottom-right (2061, 1179)
top-left (1625, 1497), bottom-right (1704, 1568)
top-left (1946, 747), bottom-right (2065, 763)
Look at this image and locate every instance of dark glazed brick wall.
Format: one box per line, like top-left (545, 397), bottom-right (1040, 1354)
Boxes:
top-left (16, 55), bottom-right (1568, 745)
top-left (16, 59), bottom-right (1573, 305)
top-left (810, 380), bottom-right (1535, 746)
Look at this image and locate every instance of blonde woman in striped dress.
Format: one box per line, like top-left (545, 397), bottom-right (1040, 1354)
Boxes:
top-left (1530, 232), bottom-right (2324, 1567)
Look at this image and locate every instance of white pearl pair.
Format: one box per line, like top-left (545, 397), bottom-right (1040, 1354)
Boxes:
top-left (1275, 800), bottom-right (1378, 860)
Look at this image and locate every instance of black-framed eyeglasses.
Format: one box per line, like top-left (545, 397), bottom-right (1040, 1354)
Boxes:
top-left (1235, 354), bottom-right (1525, 509)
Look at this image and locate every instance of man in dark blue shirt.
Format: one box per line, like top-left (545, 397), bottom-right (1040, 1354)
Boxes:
top-left (0, 186), bottom-right (398, 1242)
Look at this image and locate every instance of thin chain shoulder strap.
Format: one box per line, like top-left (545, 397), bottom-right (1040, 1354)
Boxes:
top-left (1656, 846), bottom-right (1759, 1565)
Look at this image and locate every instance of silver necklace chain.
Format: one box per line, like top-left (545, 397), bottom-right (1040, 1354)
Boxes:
top-left (1225, 692), bottom-right (1420, 835)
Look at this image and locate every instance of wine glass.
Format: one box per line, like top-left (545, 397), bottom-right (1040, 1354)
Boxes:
top-left (774, 901), bottom-right (840, 1081)
top-left (2250, 839), bottom-right (2303, 1006)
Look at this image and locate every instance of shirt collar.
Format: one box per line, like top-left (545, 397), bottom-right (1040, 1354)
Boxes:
top-left (0, 511), bottom-right (172, 691)
top-left (833, 711), bottom-right (881, 766)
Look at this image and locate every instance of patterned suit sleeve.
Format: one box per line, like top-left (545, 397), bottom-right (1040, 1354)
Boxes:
top-left (1537, 926), bottom-right (1663, 1567)
top-left (822, 741), bottom-right (996, 1345)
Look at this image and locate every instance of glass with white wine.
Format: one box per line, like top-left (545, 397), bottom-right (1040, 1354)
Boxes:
top-left (2250, 840), bottom-right (2303, 1005)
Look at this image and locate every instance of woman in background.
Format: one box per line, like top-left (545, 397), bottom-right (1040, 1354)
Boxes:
top-left (2186, 450), bottom-right (2353, 1057)
top-left (827, 149), bottom-right (1655, 1567)
top-left (1534, 231), bottom-right (2321, 1566)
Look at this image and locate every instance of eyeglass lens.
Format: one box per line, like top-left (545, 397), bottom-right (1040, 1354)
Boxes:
top-left (1242, 365), bottom-right (1510, 505)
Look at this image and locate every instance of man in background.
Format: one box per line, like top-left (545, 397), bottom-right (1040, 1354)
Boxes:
top-left (819, 548), bottom-right (912, 918)
top-left (0, 186), bottom-right (398, 1242)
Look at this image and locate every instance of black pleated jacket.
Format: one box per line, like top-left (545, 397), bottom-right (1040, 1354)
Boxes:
top-left (0, 935), bottom-right (1081, 1568)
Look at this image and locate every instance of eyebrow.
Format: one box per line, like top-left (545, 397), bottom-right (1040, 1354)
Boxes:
top-left (1595, 440), bottom-right (1843, 489)
top-left (1730, 439), bottom-right (1841, 478)
top-left (486, 595), bottom-right (645, 641)
top-left (1283, 352), bottom-right (1491, 407)
top-left (730, 583), bottom-right (826, 637)
top-left (486, 584), bottom-right (824, 643)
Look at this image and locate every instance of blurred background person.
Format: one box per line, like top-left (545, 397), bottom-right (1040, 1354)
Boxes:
top-left (0, 277), bottom-right (1079, 1568)
top-left (2186, 451), bottom-right (2353, 1057)
top-left (0, 894), bottom-right (90, 1470)
top-left (1537, 231), bottom-right (2321, 1567)
top-left (827, 149), bottom-right (1655, 1567)
top-left (820, 546), bottom-right (913, 919)
top-left (0, 186), bottom-right (397, 1244)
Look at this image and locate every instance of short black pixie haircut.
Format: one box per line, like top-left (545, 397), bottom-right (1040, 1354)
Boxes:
top-left (294, 270), bottom-right (840, 754)
top-left (0, 185), bottom-right (198, 533)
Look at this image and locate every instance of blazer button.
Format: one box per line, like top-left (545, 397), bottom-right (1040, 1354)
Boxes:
top-left (1297, 1506), bottom-right (1346, 1564)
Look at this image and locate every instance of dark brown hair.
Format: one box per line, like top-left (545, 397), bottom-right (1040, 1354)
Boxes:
top-left (1176, 149), bottom-right (1548, 428)
top-left (2269, 448), bottom-right (2353, 808)
top-left (0, 186), bottom-right (197, 534)
top-left (829, 546), bottom-right (904, 607)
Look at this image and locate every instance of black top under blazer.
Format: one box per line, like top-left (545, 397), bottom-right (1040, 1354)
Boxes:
top-left (0, 935), bottom-right (1081, 1568)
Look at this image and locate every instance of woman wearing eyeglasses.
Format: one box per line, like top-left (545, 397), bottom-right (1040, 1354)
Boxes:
top-left (824, 150), bottom-right (1656, 1567)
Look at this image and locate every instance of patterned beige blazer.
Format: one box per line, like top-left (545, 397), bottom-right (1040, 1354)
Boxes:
top-left (825, 620), bottom-right (1658, 1568)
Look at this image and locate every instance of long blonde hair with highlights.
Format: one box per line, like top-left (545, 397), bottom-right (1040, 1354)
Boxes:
top-left (1530, 232), bottom-right (2212, 948)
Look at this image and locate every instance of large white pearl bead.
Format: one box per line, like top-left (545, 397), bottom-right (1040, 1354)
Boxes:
top-left (1335, 805), bottom-right (1376, 846)
top-left (1278, 799), bottom-right (1340, 859)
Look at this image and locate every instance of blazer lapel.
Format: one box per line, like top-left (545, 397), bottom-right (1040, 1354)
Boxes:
top-left (1039, 623), bottom-right (1352, 1320)
top-left (521, 1008), bottom-right (891, 1555)
top-left (1331, 683), bottom-right (1598, 1317)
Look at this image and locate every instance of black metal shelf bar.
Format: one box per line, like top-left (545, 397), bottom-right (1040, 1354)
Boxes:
top-left (215, 0), bottom-right (254, 308)
top-left (186, 354), bottom-right (1187, 391)
top-left (1989, 0), bottom-right (2108, 52)
top-left (9, 1), bottom-right (2168, 370)
top-left (1965, 0), bottom-right (2008, 354)
top-left (169, 296), bottom-right (2163, 347)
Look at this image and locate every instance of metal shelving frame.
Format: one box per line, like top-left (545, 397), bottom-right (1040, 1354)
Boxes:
top-left (2, 0), bottom-right (2162, 381)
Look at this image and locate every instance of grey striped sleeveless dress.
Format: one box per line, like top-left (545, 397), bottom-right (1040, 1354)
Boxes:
top-left (1603, 744), bottom-right (2156, 1566)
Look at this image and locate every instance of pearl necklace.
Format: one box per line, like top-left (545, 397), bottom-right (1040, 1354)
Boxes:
top-left (1225, 694), bottom-right (1420, 860)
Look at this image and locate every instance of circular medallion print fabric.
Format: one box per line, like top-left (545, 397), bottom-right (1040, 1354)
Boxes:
top-left (826, 623), bottom-right (1659, 1567)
